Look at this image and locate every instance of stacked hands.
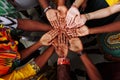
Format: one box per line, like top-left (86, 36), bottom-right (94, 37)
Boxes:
top-left (40, 5), bottom-right (89, 57)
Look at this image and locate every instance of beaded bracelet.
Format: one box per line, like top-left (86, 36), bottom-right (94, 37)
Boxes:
top-left (57, 58), bottom-right (70, 65)
top-left (44, 6), bottom-right (52, 13)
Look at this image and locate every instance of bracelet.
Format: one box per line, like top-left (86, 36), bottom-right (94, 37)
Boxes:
top-left (44, 6), bottom-right (52, 13)
top-left (85, 13), bottom-right (90, 20)
top-left (57, 58), bottom-right (70, 65)
top-left (77, 51), bottom-right (83, 56)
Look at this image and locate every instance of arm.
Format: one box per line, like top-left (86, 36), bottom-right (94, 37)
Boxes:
top-left (89, 21), bottom-right (120, 34)
top-left (39, 0), bottom-right (60, 28)
top-left (20, 41), bottom-right (43, 60)
top-left (81, 4), bottom-right (120, 23)
top-left (69, 38), bottom-right (102, 80)
top-left (20, 29), bottom-right (57, 60)
top-left (35, 45), bottom-right (54, 68)
top-left (72, 0), bottom-right (84, 8)
top-left (17, 19), bottom-right (51, 31)
top-left (76, 21), bottom-right (120, 37)
top-left (58, 0), bottom-right (66, 6)
top-left (0, 16), bottom-right (51, 31)
top-left (65, 0), bottom-right (85, 28)
top-left (57, 0), bottom-right (67, 18)
top-left (81, 3), bottom-right (120, 23)
top-left (38, 0), bottom-right (49, 9)
top-left (79, 53), bottom-right (103, 80)
top-left (87, 4), bottom-right (120, 20)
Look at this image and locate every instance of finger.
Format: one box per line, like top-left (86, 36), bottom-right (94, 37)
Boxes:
top-left (58, 33), bottom-right (61, 45)
top-left (54, 20), bottom-right (59, 28)
top-left (50, 21), bottom-right (56, 28)
top-left (60, 33), bottom-right (62, 44)
top-left (66, 15), bottom-right (72, 25)
top-left (50, 30), bottom-right (58, 38)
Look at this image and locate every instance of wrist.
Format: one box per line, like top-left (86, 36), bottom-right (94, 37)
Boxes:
top-left (72, 3), bottom-right (78, 8)
top-left (89, 28), bottom-right (93, 35)
top-left (77, 51), bottom-right (85, 56)
top-left (44, 6), bottom-right (52, 13)
top-left (77, 51), bottom-right (83, 56)
top-left (85, 13), bottom-right (90, 20)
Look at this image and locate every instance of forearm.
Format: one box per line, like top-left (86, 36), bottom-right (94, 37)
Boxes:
top-left (35, 46), bottom-right (54, 68)
top-left (38, 0), bottom-right (49, 9)
top-left (58, 0), bottom-right (66, 6)
top-left (89, 21), bottom-right (120, 34)
top-left (87, 4), bottom-right (120, 20)
top-left (17, 19), bottom-right (52, 31)
top-left (80, 54), bottom-right (102, 80)
top-left (20, 41), bottom-right (42, 60)
top-left (72, 0), bottom-right (84, 8)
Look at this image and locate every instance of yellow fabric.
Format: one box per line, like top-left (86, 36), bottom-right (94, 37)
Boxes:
top-left (37, 74), bottom-right (48, 80)
top-left (2, 63), bottom-right (36, 80)
top-left (106, 0), bottom-right (120, 6)
top-left (0, 78), bottom-right (4, 80)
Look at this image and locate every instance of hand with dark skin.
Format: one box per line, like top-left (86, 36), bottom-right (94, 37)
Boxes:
top-left (70, 39), bottom-right (103, 80)
top-left (52, 34), bottom-right (68, 58)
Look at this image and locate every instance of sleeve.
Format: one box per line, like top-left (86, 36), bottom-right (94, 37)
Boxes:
top-left (0, 16), bottom-right (18, 29)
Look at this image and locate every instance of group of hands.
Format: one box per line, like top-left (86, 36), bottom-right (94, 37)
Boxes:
top-left (40, 5), bottom-right (90, 57)
top-left (46, 5), bottom-right (87, 28)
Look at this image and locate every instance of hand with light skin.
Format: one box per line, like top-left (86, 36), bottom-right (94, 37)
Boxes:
top-left (57, 6), bottom-right (67, 18)
top-left (69, 38), bottom-right (83, 52)
top-left (39, 0), bottom-right (60, 28)
top-left (52, 37), bottom-right (68, 58)
top-left (76, 25), bottom-right (89, 36)
top-left (67, 25), bottom-right (89, 37)
top-left (66, 6), bottom-right (84, 28)
top-left (45, 9), bottom-right (60, 28)
top-left (57, 6), bottom-right (67, 27)
top-left (80, 14), bottom-right (89, 25)
top-left (40, 29), bottom-right (59, 46)
top-left (57, 0), bottom-right (67, 17)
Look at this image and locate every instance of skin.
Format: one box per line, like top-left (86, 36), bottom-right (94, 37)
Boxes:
top-left (17, 19), bottom-right (52, 31)
top-left (89, 21), bottom-right (120, 35)
top-left (80, 3), bottom-right (120, 25)
top-left (80, 53), bottom-right (103, 80)
top-left (40, 29), bottom-right (59, 46)
top-left (75, 3), bottom-right (120, 37)
top-left (72, 0), bottom-right (85, 8)
top-left (34, 45), bottom-right (54, 68)
top-left (76, 21), bottom-right (120, 37)
top-left (38, 0), bottom-right (49, 9)
top-left (20, 37), bottom-right (55, 68)
top-left (70, 40), bottom-right (103, 80)
top-left (65, 0), bottom-right (85, 28)
top-left (39, 0), bottom-right (60, 28)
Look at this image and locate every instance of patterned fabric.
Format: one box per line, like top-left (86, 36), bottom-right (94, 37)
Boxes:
top-left (98, 32), bottom-right (120, 57)
top-left (29, 60), bottom-right (40, 73)
top-left (2, 61), bottom-right (40, 80)
top-left (0, 0), bottom-right (21, 18)
top-left (0, 24), bottom-right (20, 76)
top-left (0, 16), bottom-right (18, 29)
top-left (105, 0), bottom-right (120, 6)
